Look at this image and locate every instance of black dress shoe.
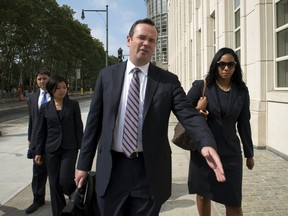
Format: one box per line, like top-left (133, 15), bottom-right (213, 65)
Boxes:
top-left (25, 200), bottom-right (45, 214)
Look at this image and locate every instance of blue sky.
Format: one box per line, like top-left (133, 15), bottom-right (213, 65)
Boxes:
top-left (57, 0), bottom-right (147, 58)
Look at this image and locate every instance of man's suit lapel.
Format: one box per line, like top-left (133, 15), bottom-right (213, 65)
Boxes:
top-left (33, 90), bottom-right (40, 112)
top-left (112, 62), bottom-right (126, 117)
top-left (111, 62), bottom-right (160, 121)
top-left (143, 64), bottom-right (160, 120)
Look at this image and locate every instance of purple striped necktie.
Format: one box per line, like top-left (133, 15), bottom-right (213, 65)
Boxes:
top-left (122, 68), bottom-right (141, 157)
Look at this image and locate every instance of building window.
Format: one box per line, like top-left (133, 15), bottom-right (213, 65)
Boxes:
top-left (234, 0), bottom-right (240, 8)
top-left (276, 0), bottom-right (288, 87)
top-left (234, 0), bottom-right (241, 62)
top-left (162, 0), bottom-right (167, 13)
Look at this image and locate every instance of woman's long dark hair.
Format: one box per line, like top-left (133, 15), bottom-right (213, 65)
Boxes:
top-left (206, 47), bottom-right (246, 88)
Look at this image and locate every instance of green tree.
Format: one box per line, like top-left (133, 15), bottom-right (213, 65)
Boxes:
top-left (0, 0), bottom-right (111, 98)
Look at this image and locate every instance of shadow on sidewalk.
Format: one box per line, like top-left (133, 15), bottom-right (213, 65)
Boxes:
top-left (160, 182), bottom-right (195, 213)
top-left (0, 184), bottom-right (51, 216)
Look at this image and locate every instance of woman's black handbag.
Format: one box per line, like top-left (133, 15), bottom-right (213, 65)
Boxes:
top-left (61, 171), bottom-right (98, 216)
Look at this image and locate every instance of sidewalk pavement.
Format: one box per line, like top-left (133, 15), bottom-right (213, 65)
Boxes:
top-left (0, 98), bottom-right (27, 112)
top-left (0, 98), bottom-right (288, 215)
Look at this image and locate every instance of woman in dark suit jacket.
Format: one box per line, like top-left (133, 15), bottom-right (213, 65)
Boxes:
top-left (35, 75), bottom-right (83, 216)
top-left (187, 47), bottom-right (254, 216)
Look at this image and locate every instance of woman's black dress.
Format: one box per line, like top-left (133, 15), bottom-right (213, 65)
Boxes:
top-left (187, 80), bottom-right (253, 207)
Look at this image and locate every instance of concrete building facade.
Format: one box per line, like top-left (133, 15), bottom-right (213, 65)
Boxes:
top-left (167, 0), bottom-right (288, 158)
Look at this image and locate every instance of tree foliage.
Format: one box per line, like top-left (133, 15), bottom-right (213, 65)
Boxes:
top-left (0, 0), bottom-right (117, 97)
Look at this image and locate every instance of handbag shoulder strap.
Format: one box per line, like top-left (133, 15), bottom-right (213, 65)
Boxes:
top-left (202, 79), bottom-right (207, 97)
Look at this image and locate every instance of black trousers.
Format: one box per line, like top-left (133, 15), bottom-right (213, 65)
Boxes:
top-left (31, 149), bottom-right (48, 203)
top-left (46, 148), bottom-right (78, 216)
top-left (96, 151), bottom-right (162, 216)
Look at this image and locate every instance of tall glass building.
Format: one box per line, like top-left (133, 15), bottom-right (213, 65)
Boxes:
top-left (145, 0), bottom-right (168, 69)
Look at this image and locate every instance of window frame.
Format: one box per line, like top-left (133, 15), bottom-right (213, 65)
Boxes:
top-left (234, 1), bottom-right (241, 62)
top-left (275, 0), bottom-right (288, 89)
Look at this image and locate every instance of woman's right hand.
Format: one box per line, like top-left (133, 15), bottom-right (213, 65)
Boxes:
top-left (246, 157), bottom-right (254, 170)
top-left (196, 96), bottom-right (208, 111)
top-left (34, 155), bottom-right (42, 165)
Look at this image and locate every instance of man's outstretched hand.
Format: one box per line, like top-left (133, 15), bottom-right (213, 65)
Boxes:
top-left (201, 147), bottom-right (226, 182)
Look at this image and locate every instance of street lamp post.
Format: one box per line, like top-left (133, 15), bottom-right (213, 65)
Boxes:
top-left (81, 5), bottom-right (109, 67)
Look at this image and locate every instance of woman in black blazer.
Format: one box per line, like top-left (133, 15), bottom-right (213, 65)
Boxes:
top-left (35, 75), bottom-right (83, 216)
top-left (187, 47), bottom-right (254, 216)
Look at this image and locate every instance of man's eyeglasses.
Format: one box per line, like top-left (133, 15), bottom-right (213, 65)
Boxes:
top-left (217, 61), bottom-right (237, 69)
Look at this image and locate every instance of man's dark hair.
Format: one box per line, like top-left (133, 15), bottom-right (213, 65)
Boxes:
top-left (34, 68), bottom-right (51, 79)
top-left (128, 18), bottom-right (158, 37)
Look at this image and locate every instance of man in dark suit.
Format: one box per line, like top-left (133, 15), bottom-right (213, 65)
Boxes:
top-left (75, 18), bottom-right (226, 216)
top-left (26, 68), bottom-right (50, 214)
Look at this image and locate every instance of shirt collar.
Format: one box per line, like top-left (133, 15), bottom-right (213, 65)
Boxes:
top-left (40, 89), bottom-right (46, 94)
top-left (127, 59), bottom-right (149, 76)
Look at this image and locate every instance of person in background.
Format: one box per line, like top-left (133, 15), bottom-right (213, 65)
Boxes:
top-left (26, 68), bottom-right (51, 214)
top-left (74, 18), bottom-right (225, 216)
top-left (187, 47), bottom-right (254, 216)
top-left (35, 75), bottom-right (83, 216)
